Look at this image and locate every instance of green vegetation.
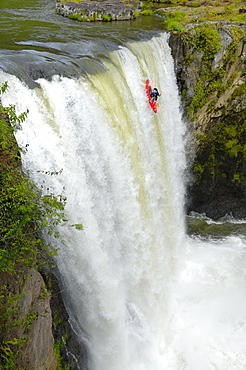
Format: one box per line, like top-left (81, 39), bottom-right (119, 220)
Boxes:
top-left (156, 0), bottom-right (245, 31)
top-left (133, 10), bottom-right (141, 18)
top-left (193, 108), bottom-right (246, 185)
top-left (0, 338), bottom-right (26, 370)
top-left (60, 0), bottom-right (82, 3)
top-left (183, 24), bottom-right (245, 119)
top-left (195, 23), bottom-right (221, 59)
top-left (102, 14), bottom-right (112, 21)
top-left (138, 1), bottom-right (155, 16)
top-left (162, 11), bottom-right (186, 31)
top-left (141, 9), bottom-right (154, 16)
top-left (54, 336), bottom-right (70, 370)
top-left (180, 23), bottom-right (246, 189)
top-left (68, 12), bottom-right (113, 22)
top-left (182, 23), bottom-right (222, 116)
top-left (170, 15), bottom-right (246, 198)
top-left (68, 13), bottom-right (87, 21)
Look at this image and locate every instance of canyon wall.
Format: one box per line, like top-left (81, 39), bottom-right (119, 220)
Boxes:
top-left (170, 23), bottom-right (246, 219)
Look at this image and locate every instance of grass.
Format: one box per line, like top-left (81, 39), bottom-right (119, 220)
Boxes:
top-left (155, 0), bottom-right (246, 30)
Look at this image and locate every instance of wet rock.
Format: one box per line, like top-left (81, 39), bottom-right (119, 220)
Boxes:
top-left (3, 269), bottom-right (57, 370)
top-left (42, 270), bottom-right (89, 370)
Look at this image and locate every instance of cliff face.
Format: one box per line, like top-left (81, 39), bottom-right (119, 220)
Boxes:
top-left (1, 269), bottom-right (57, 370)
top-left (16, 269), bottom-right (56, 370)
top-left (170, 24), bottom-right (246, 219)
top-left (43, 270), bottom-right (89, 370)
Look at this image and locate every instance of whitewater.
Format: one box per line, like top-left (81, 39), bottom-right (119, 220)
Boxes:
top-left (1, 32), bottom-right (246, 370)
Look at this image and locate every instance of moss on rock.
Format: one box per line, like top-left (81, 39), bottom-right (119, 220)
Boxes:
top-left (170, 24), bottom-right (246, 218)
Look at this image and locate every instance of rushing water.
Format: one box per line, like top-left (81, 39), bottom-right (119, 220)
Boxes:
top-left (1, 1), bottom-right (246, 369)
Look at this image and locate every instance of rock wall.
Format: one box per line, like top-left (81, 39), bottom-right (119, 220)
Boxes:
top-left (13, 269), bottom-right (57, 370)
top-left (170, 24), bottom-right (246, 219)
top-left (42, 269), bottom-right (89, 370)
top-left (0, 257), bottom-right (57, 370)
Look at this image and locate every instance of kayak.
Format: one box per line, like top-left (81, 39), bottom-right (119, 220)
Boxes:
top-left (145, 79), bottom-right (157, 113)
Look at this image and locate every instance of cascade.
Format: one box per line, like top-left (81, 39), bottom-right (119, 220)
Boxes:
top-left (1, 32), bottom-right (246, 370)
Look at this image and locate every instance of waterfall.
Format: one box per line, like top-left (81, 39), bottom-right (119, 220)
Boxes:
top-left (1, 32), bottom-right (246, 370)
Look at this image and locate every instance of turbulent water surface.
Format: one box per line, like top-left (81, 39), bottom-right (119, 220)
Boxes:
top-left (1, 1), bottom-right (246, 369)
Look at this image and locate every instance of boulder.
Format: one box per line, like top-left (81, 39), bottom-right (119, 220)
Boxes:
top-left (56, 0), bottom-right (142, 21)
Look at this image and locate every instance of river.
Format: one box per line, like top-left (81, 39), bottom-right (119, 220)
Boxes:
top-left (1, 0), bottom-right (246, 369)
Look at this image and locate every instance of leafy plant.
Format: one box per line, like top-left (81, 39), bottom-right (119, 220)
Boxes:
top-left (102, 14), bottom-right (112, 21)
top-left (193, 114), bottom-right (246, 184)
top-left (163, 11), bottom-right (186, 31)
top-left (54, 336), bottom-right (70, 370)
top-left (141, 9), bottom-right (154, 16)
top-left (133, 10), bottom-right (141, 18)
top-left (0, 339), bottom-right (24, 370)
top-left (195, 23), bottom-right (221, 60)
top-left (68, 13), bottom-right (87, 22)
top-left (188, 1), bottom-right (201, 7)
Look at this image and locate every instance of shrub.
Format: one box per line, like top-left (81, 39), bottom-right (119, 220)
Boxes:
top-left (188, 1), bottom-right (201, 7)
top-left (68, 13), bottom-right (87, 22)
top-left (163, 11), bottom-right (186, 31)
top-left (141, 9), bottom-right (154, 16)
top-left (102, 14), bottom-right (112, 21)
top-left (195, 23), bottom-right (221, 59)
top-left (133, 10), bottom-right (141, 18)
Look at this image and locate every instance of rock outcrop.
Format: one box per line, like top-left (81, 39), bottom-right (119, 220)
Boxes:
top-left (170, 24), bottom-right (246, 219)
top-left (42, 270), bottom-right (89, 370)
top-left (14, 269), bottom-right (57, 370)
top-left (56, 0), bottom-right (142, 22)
top-left (0, 267), bottom-right (57, 370)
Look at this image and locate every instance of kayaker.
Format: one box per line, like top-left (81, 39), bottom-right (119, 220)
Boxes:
top-left (150, 88), bottom-right (160, 101)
